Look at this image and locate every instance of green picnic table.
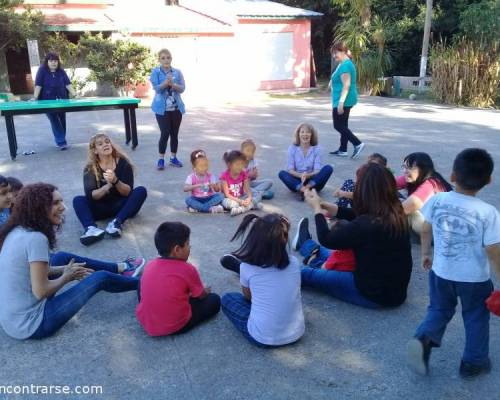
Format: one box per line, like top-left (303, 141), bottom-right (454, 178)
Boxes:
top-left (0, 97), bottom-right (141, 160)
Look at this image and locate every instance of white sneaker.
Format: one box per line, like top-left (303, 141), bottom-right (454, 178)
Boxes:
top-left (351, 143), bottom-right (365, 159)
top-left (105, 219), bottom-right (122, 238)
top-left (80, 226), bottom-right (105, 246)
top-left (209, 205), bottom-right (224, 214)
top-left (230, 206), bottom-right (246, 216)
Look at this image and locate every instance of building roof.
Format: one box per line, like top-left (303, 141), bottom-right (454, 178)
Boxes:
top-left (180, 0), bottom-right (323, 22)
top-left (19, 4), bottom-right (116, 32)
top-left (111, 3), bottom-right (232, 34)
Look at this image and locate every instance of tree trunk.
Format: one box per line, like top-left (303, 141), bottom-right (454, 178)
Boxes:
top-left (0, 50), bottom-right (11, 92)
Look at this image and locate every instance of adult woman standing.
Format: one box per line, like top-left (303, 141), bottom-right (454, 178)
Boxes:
top-left (73, 134), bottom-right (147, 246)
top-left (329, 43), bottom-right (364, 159)
top-left (278, 123), bottom-right (333, 200)
top-left (33, 52), bottom-right (76, 150)
top-left (300, 163), bottom-right (412, 308)
top-left (397, 152), bottom-right (452, 234)
top-left (0, 184), bottom-right (139, 340)
top-left (150, 48), bottom-right (186, 170)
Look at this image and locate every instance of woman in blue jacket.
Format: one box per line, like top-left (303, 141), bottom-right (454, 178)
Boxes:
top-left (150, 49), bottom-right (186, 170)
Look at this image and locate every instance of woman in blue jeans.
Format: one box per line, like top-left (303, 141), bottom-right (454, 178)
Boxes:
top-left (0, 183), bottom-right (142, 340)
top-left (278, 123), bottom-right (333, 200)
top-left (300, 162), bottom-right (413, 308)
top-left (73, 134), bottom-right (147, 246)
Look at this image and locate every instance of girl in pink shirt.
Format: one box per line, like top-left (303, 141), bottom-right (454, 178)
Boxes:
top-left (397, 152), bottom-right (452, 233)
top-left (220, 150), bottom-right (263, 216)
top-left (183, 150), bottom-right (224, 213)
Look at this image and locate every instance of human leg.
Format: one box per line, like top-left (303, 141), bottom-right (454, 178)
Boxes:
top-left (299, 239), bottom-right (332, 269)
top-left (30, 271), bottom-right (138, 339)
top-left (278, 170), bottom-right (301, 192)
top-left (46, 113), bottom-right (67, 146)
top-left (309, 165), bottom-right (334, 192)
top-left (301, 268), bottom-right (379, 308)
top-left (156, 113), bottom-right (170, 156)
top-left (49, 251), bottom-right (118, 273)
top-left (115, 186), bottom-right (148, 224)
top-left (176, 294), bottom-right (221, 334)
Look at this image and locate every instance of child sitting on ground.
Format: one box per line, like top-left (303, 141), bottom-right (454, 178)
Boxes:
top-left (219, 213), bottom-right (305, 347)
top-left (407, 148), bottom-right (500, 379)
top-left (334, 153), bottom-right (388, 208)
top-left (240, 139), bottom-right (274, 201)
top-left (184, 149), bottom-right (224, 213)
top-left (6, 177), bottom-right (22, 207)
top-left (136, 222), bottom-right (221, 336)
top-left (0, 175), bottom-right (12, 227)
top-left (220, 150), bottom-right (263, 216)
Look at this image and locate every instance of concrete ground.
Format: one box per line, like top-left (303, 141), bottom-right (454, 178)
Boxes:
top-left (0, 94), bottom-right (499, 400)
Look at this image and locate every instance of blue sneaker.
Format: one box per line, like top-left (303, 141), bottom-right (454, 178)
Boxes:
top-left (157, 159), bottom-right (165, 170)
top-left (169, 157), bottom-right (183, 168)
top-left (122, 256), bottom-right (146, 278)
top-left (262, 190), bottom-right (274, 200)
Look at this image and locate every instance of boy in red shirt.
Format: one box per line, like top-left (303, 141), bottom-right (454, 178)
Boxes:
top-left (136, 222), bottom-right (220, 336)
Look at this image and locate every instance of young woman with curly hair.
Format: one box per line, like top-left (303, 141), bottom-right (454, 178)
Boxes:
top-left (0, 183), bottom-right (142, 340)
top-left (73, 133), bottom-right (147, 245)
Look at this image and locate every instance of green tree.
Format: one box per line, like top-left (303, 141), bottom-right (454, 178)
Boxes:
top-left (42, 32), bottom-right (85, 80)
top-left (459, 0), bottom-right (500, 44)
top-left (0, 0), bottom-right (45, 91)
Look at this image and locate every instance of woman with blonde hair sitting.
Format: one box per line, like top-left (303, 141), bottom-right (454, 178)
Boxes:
top-left (73, 133), bottom-right (147, 245)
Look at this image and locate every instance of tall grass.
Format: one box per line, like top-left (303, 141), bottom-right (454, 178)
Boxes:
top-left (430, 39), bottom-right (499, 108)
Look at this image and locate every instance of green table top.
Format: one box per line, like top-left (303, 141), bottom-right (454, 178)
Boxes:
top-left (0, 97), bottom-right (141, 112)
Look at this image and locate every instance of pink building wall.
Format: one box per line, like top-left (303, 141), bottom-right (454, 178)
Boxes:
top-left (237, 19), bottom-right (312, 90)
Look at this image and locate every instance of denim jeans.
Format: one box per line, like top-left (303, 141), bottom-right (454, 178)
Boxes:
top-left (332, 107), bottom-right (361, 152)
top-left (415, 271), bottom-right (494, 365)
top-left (185, 193), bottom-right (224, 213)
top-left (299, 239), bottom-right (331, 269)
top-left (73, 186), bottom-right (147, 229)
top-left (278, 165), bottom-right (333, 193)
top-left (30, 271), bottom-right (138, 339)
top-left (221, 293), bottom-right (269, 347)
top-left (250, 179), bottom-right (273, 202)
top-left (50, 251), bottom-right (118, 273)
top-left (46, 112), bottom-right (67, 146)
top-left (301, 268), bottom-right (379, 308)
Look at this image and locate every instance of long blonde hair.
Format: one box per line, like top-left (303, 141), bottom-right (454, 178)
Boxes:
top-left (85, 133), bottom-right (133, 187)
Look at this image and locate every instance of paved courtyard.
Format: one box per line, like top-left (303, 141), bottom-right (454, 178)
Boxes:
top-left (0, 94), bottom-right (499, 399)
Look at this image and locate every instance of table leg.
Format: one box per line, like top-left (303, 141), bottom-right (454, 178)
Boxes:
top-left (123, 107), bottom-right (131, 145)
top-left (5, 115), bottom-right (18, 160)
top-left (130, 106), bottom-right (138, 150)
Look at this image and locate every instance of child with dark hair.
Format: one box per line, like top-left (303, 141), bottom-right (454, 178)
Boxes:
top-left (220, 150), bottom-right (262, 216)
top-left (220, 213), bottom-right (305, 347)
top-left (6, 177), bottom-right (23, 209)
top-left (334, 153), bottom-right (388, 208)
top-left (240, 139), bottom-right (274, 200)
top-left (0, 175), bottom-right (12, 227)
top-left (408, 148), bottom-right (500, 379)
top-left (184, 149), bottom-right (224, 213)
top-left (136, 222), bottom-right (220, 336)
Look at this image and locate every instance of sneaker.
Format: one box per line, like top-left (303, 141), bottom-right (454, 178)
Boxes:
top-left (262, 190), bottom-right (274, 200)
top-left (58, 144), bottom-right (69, 151)
top-left (157, 158), bottom-right (165, 170)
top-left (105, 219), bottom-right (122, 238)
top-left (169, 157), bottom-right (183, 168)
top-left (292, 217), bottom-right (311, 251)
top-left (254, 202), bottom-right (264, 210)
top-left (80, 226), bottom-right (105, 246)
top-left (330, 150), bottom-right (348, 157)
top-left (407, 338), bottom-right (432, 376)
top-left (187, 207), bottom-right (199, 213)
top-left (351, 143), bottom-right (365, 159)
top-left (459, 359), bottom-right (491, 379)
top-left (209, 205), bottom-right (224, 214)
top-left (230, 206), bottom-right (245, 216)
top-left (122, 256), bottom-right (146, 278)
top-left (220, 254), bottom-right (241, 274)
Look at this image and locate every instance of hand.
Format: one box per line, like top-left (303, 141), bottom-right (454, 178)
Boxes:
top-left (334, 188), bottom-right (344, 198)
top-left (242, 198), bottom-right (251, 207)
top-left (62, 259), bottom-right (93, 282)
top-left (301, 173), bottom-right (307, 183)
top-left (422, 254), bottom-right (433, 271)
top-left (166, 75), bottom-right (173, 86)
top-left (204, 286), bottom-right (212, 294)
top-left (304, 188), bottom-right (322, 210)
top-left (338, 104), bottom-right (344, 115)
top-left (103, 169), bottom-right (117, 184)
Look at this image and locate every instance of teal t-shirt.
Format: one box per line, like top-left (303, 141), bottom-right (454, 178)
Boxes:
top-left (331, 59), bottom-right (358, 108)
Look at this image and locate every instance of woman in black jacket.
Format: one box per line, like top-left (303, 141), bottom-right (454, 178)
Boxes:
top-left (301, 163), bottom-right (412, 308)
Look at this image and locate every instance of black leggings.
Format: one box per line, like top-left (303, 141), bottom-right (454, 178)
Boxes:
top-left (156, 110), bottom-right (183, 155)
top-left (332, 107), bottom-right (361, 152)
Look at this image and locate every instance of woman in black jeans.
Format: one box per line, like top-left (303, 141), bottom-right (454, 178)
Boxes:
top-left (329, 42), bottom-right (364, 159)
top-left (299, 163), bottom-right (412, 308)
top-left (73, 134), bottom-right (147, 246)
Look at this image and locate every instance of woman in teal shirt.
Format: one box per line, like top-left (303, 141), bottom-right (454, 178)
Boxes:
top-left (329, 43), bottom-right (365, 159)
